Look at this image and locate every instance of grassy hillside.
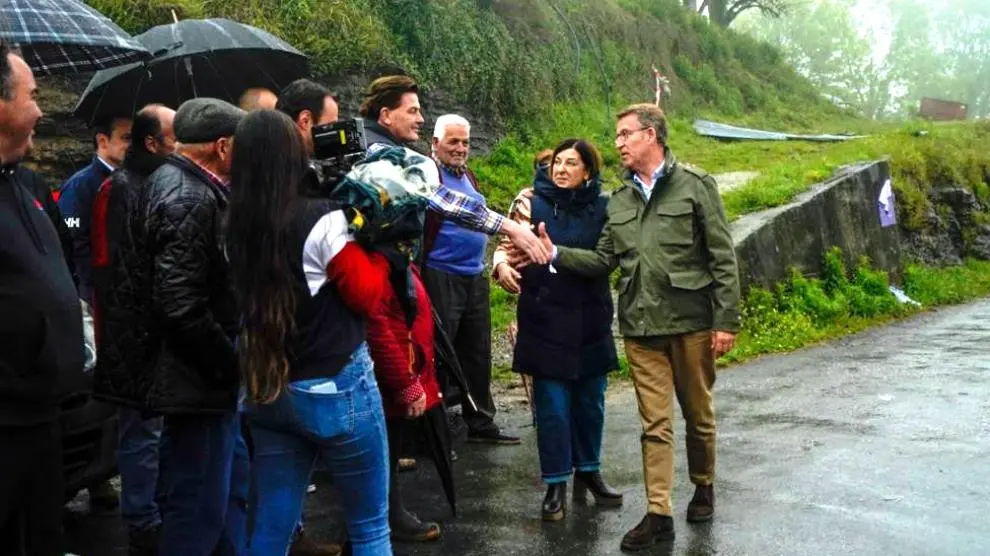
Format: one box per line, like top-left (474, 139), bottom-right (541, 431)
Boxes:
top-left (85, 0), bottom-right (990, 373)
top-left (90, 0), bottom-right (844, 123)
top-left (86, 1), bottom-right (857, 179)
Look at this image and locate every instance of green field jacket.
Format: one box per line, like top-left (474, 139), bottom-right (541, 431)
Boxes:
top-left (556, 150), bottom-right (741, 337)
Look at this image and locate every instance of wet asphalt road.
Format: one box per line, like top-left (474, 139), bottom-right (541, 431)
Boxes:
top-left (66, 299), bottom-right (990, 555)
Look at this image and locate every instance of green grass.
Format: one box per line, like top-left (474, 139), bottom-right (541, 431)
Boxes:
top-left (720, 252), bottom-right (990, 366)
top-left (82, 0), bottom-right (990, 380)
top-left (87, 0), bottom-right (848, 137)
top-left (472, 111), bottom-right (990, 233)
top-left (599, 251), bottom-right (990, 381)
top-left (719, 120), bottom-right (990, 224)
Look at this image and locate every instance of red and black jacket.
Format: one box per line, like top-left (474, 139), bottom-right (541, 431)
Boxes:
top-left (366, 266), bottom-right (442, 418)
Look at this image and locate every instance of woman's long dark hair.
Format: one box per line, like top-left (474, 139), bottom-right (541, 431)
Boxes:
top-left (227, 109), bottom-right (309, 404)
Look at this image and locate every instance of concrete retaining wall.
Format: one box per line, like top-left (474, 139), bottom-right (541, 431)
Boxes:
top-left (730, 160), bottom-right (902, 292)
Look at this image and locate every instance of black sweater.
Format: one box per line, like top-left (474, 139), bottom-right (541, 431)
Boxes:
top-left (0, 165), bottom-right (84, 426)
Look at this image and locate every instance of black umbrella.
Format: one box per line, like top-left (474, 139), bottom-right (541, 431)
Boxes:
top-left (431, 306), bottom-right (478, 414)
top-left (0, 0), bottom-right (149, 75)
top-left (73, 18), bottom-right (309, 123)
top-left (415, 403), bottom-right (458, 516)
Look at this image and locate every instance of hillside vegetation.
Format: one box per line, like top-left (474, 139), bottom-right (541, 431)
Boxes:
top-left (85, 0), bottom-right (990, 370)
top-left (90, 0), bottom-right (844, 126)
top-left (87, 0), bottom-right (985, 222)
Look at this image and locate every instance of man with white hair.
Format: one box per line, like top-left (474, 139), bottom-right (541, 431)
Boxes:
top-left (422, 114), bottom-right (520, 445)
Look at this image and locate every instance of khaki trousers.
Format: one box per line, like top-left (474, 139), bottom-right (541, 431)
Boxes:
top-left (625, 331), bottom-right (716, 516)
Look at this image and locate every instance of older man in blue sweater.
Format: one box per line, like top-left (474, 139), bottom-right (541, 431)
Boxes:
top-left (422, 114), bottom-right (520, 444)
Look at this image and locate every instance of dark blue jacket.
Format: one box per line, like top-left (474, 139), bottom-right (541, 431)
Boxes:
top-left (512, 169), bottom-right (618, 381)
top-left (58, 156), bottom-right (112, 303)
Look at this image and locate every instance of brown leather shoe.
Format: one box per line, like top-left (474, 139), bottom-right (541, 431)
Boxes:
top-left (620, 513), bottom-right (675, 551)
top-left (390, 506), bottom-right (442, 542)
top-left (686, 484), bottom-right (715, 522)
top-left (289, 529), bottom-right (342, 556)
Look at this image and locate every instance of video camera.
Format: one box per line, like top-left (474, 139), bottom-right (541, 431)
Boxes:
top-left (307, 118), bottom-right (368, 196)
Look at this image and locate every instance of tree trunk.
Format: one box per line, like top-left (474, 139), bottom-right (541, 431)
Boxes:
top-left (708, 0), bottom-right (731, 27)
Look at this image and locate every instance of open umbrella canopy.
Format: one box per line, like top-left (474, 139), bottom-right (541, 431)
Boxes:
top-left (0, 0), bottom-right (149, 74)
top-left (73, 18), bottom-right (309, 123)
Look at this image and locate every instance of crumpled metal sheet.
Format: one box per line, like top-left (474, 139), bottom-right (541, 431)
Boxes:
top-left (693, 119), bottom-right (866, 142)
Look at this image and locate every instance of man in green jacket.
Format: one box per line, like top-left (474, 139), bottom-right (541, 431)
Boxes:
top-left (520, 103), bottom-right (741, 550)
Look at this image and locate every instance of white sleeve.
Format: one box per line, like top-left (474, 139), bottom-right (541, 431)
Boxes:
top-left (300, 210), bottom-right (353, 296)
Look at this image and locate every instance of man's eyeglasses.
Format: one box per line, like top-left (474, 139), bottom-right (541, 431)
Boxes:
top-left (615, 127), bottom-right (650, 144)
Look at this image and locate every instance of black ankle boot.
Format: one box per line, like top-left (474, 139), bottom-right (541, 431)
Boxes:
top-left (574, 471), bottom-right (624, 507)
top-left (542, 483), bottom-right (566, 521)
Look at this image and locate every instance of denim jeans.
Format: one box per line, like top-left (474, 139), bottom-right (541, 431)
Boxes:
top-left (117, 408), bottom-right (163, 534)
top-left (158, 410), bottom-right (250, 556)
top-left (246, 343), bottom-right (391, 556)
top-left (533, 375), bottom-right (608, 484)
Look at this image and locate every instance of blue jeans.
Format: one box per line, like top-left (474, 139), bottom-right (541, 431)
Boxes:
top-left (117, 408), bottom-right (163, 533)
top-left (533, 375), bottom-right (608, 484)
top-left (246, 343), bottom-right (391, 556)
top-left (158, 410), bottom-right (250, 556)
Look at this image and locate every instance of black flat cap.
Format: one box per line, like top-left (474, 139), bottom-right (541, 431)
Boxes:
top-left (174, 98), bottom-right (246, 143)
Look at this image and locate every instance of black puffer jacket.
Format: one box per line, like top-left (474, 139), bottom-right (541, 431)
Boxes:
top-left (140, 155), bottom-right (239, 415)
top-left (90, 152), bottom-right (165, 409)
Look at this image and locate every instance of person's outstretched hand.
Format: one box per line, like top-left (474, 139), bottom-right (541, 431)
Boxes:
top-left (507, 222), bottom-right (555, 269)
top-left (502, 219), bottom-right (550, 266)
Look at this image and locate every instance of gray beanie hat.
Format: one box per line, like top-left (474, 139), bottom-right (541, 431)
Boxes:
top-left (173, 98), bottom-right (246, 143)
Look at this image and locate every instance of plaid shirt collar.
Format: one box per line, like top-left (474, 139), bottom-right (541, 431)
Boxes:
top-left (434, 157), bottom-right (467, 178)
top-left (171, 154), bottom-right (230, 192)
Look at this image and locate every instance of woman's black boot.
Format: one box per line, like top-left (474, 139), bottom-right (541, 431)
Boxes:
top-left (542, 483), bottom-right (567, 521)
top-left (574, 471), bottom-right (624, 507)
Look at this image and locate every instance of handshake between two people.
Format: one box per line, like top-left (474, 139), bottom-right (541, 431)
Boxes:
top-left (494, 222), bottom-right (554, 295)
top-left (493, 223), bottom-right (737, 359)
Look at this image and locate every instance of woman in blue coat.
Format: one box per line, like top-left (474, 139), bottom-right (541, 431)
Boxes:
top-left (493, 138), bottom-right (623, 521)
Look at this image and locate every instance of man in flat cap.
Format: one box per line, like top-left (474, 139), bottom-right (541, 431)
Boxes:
top-left (137, 98), bottom-right (249, 555)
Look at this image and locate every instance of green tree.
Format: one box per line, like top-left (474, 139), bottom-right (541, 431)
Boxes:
top-left (697, 0), bottom-right (789, 28)
top-left (933, 0), bottom-right (990, 117)
top-left (884, 0), bottom-right (946, 115)
top-left (882, 0), bottom-right (989, 118)
top-left (737, 0), bottom-right (892, 118)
